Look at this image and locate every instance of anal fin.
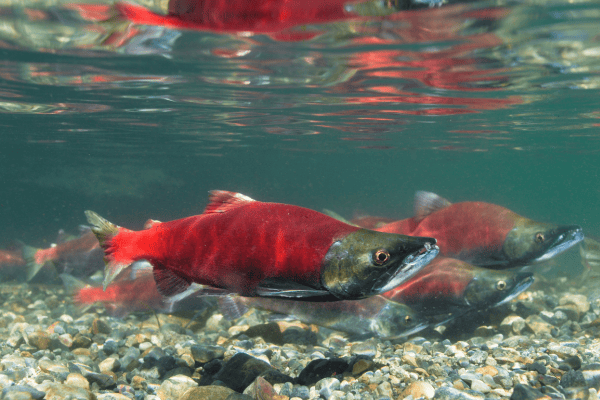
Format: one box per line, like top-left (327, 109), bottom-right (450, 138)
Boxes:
top-left (153, 267), bottom-right (191, 297)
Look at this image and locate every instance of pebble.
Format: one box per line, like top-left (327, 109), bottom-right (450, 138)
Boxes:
top-left (401, 381), bottom-right (435, 399)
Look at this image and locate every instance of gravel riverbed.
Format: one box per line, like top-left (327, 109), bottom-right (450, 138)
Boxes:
top-left (1, 276), bottom-right (600, 400)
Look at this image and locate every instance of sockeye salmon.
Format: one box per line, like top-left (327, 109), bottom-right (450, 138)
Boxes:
top-left (382, 256), bottom-right (534, 316)
top-left (86, 190), bottom-right (439, 301)
top-left (375, 191), bottom-right (583, 269)
top-left (22, 227), bottom-right (102, 281)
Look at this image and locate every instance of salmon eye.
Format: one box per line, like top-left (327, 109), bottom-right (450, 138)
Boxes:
top-left (373, 249), bottom-right (390, 265)
top-left (405, 315), bottom-right (412, 323)
top-left (497, 280), bottom-right (507, 290)
top-left (535, 232), bottom-right (545, 243)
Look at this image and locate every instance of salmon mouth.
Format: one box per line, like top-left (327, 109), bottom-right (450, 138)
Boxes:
top-left (373, 242), bottom-right (440, 294)
top-left (533, 225), bottom-right (584, 263)
top-left (494, 273), bottom-right (534, 307)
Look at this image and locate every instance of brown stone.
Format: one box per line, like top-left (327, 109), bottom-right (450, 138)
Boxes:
top-left (400, 381), bottom-right (435, 399)
top-left (27, 331), bottom-right (52, 350)
top-left (476, 365), bottom-right (498, 376)
top-left (352, 359), bottom-right (374, 375)
top-left (65, 373), bottom-right (90, 390)
top-left (45, 384), bottom-right (92, 400)
top-left (92, 318), bottom-right (111, 335)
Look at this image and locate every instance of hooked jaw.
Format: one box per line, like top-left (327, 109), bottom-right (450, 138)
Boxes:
top-left (320, 229), bottom-right (439, 300)
top-left (504, 223), bottom-right (584, 266)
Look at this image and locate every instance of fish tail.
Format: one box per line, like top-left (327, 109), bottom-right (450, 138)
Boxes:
top-left (22, 245), bottom-right (52, 281)
top-left (84, 210), bottom-right (133, 290)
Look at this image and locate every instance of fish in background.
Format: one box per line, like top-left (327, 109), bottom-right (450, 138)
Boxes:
top-left (86, 190), bottom-right (438, 301)
top-left (579, 237), bottom-right (600, 281)
top-left (22, 227), bottom-right (103, 282)
top-left (381, 256), bottom-right (534, 316)
top-left (370, 191), bottom-right (583, 269)
top-left (0, 244), bottom-right (26, 281)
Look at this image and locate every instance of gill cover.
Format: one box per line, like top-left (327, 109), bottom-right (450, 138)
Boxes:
top-left (503, 218), bottom-right (583, 266)
top-left (320, 229), bottom-right (437, 300)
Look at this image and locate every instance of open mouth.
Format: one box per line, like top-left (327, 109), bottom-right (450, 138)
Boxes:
top-left (373, 242), bottom-right (440, 294)
top-left (533, 226), bottom-right (584, 263)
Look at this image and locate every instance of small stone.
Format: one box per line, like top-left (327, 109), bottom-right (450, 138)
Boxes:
top-left (500, 315), bottom-right (526, 335)
top-left (243, 377), bottom-right (287, 400)
top-left (190, 345), bottom-right (226, 363)
top-left (525, 362), bottom-right (546, 375)
top-left (296, 358), bottom-right (349, 386)
top-left (92, 319), bottom-right (112, 335)
top-left (95, 394), bottom-right (131, 400)
top-left (26, 331), bottom-right (52, 350)
top-left (402, 381), bottom-right (435, 399)
top-left (181, 385), bottom-right (235, 400)
top-left (560, 369), bottom-right (586, 388)
top-left (476, 366), bottom-right (498, 376)
top-left (1, 385), bottom-right (45, 400)
top-left (315, 377), bottom-right (340, 399)
top-left (525, 315), bottom-right (553, 335)
top-left (99, 358), bottom-right (121, 374)
top-left (45, 384), bottom-right (92, 400)
top-left (510, 384), bottom-right (545, 400)
top-left (157, 375), bottom-right (198, 400)
top-left (213, 353), bottom-right (274, 392)
top-left (350, 341), bottom-right (377, 357)
top-left (351, 359), bottom-right (373, 375)
top-left (559, 294), bottom-right (590, 314)
top-left (470, 379), bottom-right (491, 393)
top-left (65, 373), bottom-right (90, 390)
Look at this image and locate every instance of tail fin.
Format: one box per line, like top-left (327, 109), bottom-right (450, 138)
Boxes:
top-left (22, 245), bottom-right (53, 282)
top-left (84, 210), bottom-right (130, 290)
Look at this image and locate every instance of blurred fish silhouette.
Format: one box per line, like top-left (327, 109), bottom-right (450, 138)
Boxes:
top-left (579, 237), bottom-right (600, 282)
top-left (0, 244), bottom-right (26, 281)
top-left (86, 190), bottom-right (438, 301)
top-left (374, 191), bottom-right (583, 269)
top-left (23, 227), bottom-right (103, 281)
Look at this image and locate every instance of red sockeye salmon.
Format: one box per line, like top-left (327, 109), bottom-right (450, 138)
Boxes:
top-left (85, 190), bottom-right (438, 301)
top-left (374, 191), bottom-right (583, 269)
top-left (381, 256), bottom-right (534, 316)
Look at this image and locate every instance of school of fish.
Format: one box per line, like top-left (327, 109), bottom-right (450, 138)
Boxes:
top-left (0, 190), bottom-right (586, 339)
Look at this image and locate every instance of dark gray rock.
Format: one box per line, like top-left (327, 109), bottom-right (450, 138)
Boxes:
top-left (560, 369), bottom-right (586, 388)
top-left (510, 384), bottom-right (546, 400)
top-left (212, 353), bottom-right (274, 392)
top-left (525, 362), bottom-right (547, 375)
top-left (191, 345), bottom-right (225, 364)
top-left (296, 358), bottom-right (349, 386)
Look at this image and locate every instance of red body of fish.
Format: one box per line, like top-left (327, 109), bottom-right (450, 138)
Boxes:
top-left (0, 250), bottom-right (25, 266)
top-left (116, 0), bottom-right (361, 32)
top-left (75, 273), bottom-right (166, 313)
top-left (350, 215), bottom-right (396, 230)
top-left (376, 202), bottom-right (515, 260)
top-left (381, 257), bottom-right (479, 304)
top-left (33, 230), bottom-right (99, 265)
top-left (98, 193), bottom-right (359, 296)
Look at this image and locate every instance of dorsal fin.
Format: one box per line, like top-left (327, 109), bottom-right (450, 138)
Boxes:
top-left (204, 190), bottom-right (256, 214)
top-left (143, 219), bottom-right (162, 229)
top-left (414, 191), bottom-right (452, 221)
